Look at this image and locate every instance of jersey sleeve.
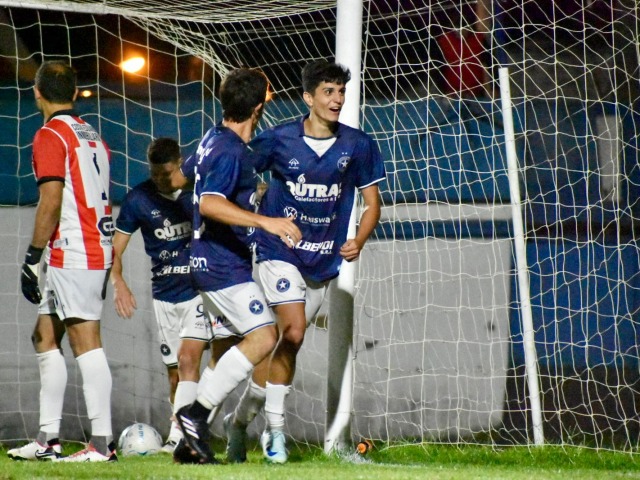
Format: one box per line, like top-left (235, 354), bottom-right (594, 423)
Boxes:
top-left (32, 127), bottom-right (66, 184)
top-left (181, 151), bottom-right (198, 183)
top-left (115, 191), bottom-right (141, 235)
top-left (354, 134), bottom-right (386, 189)
top-left (200, 150), bottom-right (241, 199)
top-left (249, 128), bottom-right (276, 173)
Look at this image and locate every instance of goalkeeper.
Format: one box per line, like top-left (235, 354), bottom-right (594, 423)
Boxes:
top-left (224, 60), bottom-right (386, 464)
top-left (10, 60), bottom-right (116, 463)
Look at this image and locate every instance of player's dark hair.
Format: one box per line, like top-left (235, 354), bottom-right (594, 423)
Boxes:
top-left (302, 60), bottom-right (351, 94)
top-left (220, 68), bottom-right (269, 123)
top-left (35, 60), bottom-right (77, 104)
top-left (147, 137), bottom-right (181, 165)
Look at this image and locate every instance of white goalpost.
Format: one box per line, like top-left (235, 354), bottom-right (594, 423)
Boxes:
top-left (1, 0), bottom-right (640, 455)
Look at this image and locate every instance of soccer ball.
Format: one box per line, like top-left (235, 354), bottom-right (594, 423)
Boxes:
top-left (117, 423), bottom-right (163, 457)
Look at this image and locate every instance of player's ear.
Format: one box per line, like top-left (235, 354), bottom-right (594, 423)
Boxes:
top-left (303, 91), bottom-right (313, 108)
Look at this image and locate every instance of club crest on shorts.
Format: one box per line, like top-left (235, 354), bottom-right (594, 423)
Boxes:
top-left (160, 343), bottom-right (171, 356)
top-left (249, 299), bottom-right (264, 315)
top-left (276, 278), bottom-right (290, 292)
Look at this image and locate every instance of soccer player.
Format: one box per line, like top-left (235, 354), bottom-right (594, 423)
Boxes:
top-left (224, 60), bottom-right (386, 464)
top-left (172, 68), bottom-right (302, 465)
top-left (9, 60), bottom-right (116, 462)
top-left (111, 137), bottom-right (216, 453)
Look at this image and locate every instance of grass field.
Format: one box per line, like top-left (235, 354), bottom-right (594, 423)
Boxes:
top-left (1, 439), bottom-right (640, 479)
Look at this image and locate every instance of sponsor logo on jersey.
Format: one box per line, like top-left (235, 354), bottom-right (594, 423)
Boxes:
top-left (159, 265), bottom-right (190, 275)
top-left (295, 240), bottom-right (334, 254)
top-left (151, 209), bottom-right (161, 217)
top-left (298, 212), bottom-right (332, 225)
top-left (286, 174), bottom-right (341, 203)
top-left (190, 256), bottom-right (208, 270)
top-left (249, 299), bottom-right (265, 315)
top-left (53, 238), bottom-right (69, 249)
top-left (97, 215), bottom-right (115, 236)
top-left (154, 220), bottom-right (192, 240)
top-left (288, 158), bottom-right (300, 170)
top-left (284, 206), bottom-right (298, 219)
top-left (337, 155), bottom-right (351, 172)
top-left (276, 278), bottom-right (290, 292)
top-left (159, 250), bottom-right (170, 261)
top-left (72, 123), bottom-right (100, 141)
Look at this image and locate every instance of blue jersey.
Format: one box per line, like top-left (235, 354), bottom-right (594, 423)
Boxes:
top-left (115, 179), bottom-right (196, 303)
top-left (251, 115), bottom-right (386, 282)
top-left (182, 124), bottom-right (257, 292)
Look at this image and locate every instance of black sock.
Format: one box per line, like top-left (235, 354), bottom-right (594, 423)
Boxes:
top-left (189, 400), bottom-right (212, 421)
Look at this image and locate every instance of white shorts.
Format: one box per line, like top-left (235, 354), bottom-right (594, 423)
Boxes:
top-left (38, 265), bottom-right (109, 321)
top-left (199, 282), bottom-right (274, 338)
top-left (152, 296), bottom-right (213, 367)
top-left (258, 260), bottom-right (328, 326)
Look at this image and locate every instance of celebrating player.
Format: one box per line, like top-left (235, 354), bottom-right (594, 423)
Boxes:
top-left (111, 137), bottom-right (216, 453)
top-left (224, 60), bottom-right (386, 464)
top-left (171, 68), bottom-right (301, 465)
top-left (9, 60), bottom-right (116, 462)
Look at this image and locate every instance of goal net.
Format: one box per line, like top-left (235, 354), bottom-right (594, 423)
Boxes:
top-left (1, 0), bottom-right (639, 452)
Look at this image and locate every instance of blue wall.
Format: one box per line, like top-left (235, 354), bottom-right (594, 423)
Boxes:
top-left (3, 90), bottom-right (640, 371)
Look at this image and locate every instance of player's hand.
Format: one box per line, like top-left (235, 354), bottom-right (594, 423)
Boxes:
top-left (340, 238), bottom-right (364, 262)
top-left (262, 216), bottom-right (301, 249)
top-left (113, 280), bottom-right (137, 319)
top-left (21, 245), bottom-right (44, 304)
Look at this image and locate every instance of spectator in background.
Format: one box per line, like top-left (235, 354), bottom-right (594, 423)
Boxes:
top-left (436, 0), bottom-right (492, 99)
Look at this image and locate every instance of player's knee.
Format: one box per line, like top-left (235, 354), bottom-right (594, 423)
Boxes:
top-left (281, 325), bottom-right (305, 350)
top-left (31, 330), bottom-right (55, 352)
top-left (177, 352), bottom-right (199, 376)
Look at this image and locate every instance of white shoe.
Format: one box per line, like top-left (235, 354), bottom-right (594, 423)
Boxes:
top-left (160, 439), bottom-right (179, 454)
top-left (7, 440), bottom-right (61, 461)
top-left (223, 413), bottom-right (247, 463)
top-left (261, 430), bottom-right (288, 464)
top-left (55, 442), bottom-right (117, 462)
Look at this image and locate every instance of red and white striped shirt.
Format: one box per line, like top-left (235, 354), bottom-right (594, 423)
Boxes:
top-left (32, 111), bottom-right (113, 270)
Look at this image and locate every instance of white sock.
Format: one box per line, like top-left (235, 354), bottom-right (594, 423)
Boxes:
top-left (168, 420), bottom-right (183, 442)
top-left (196, 346), bottom-right (253, 410)
top-left (233, 379), bottom-right (266, 426)
top-left (37, 349), bottom-right (67, 439)
top-left (76, 348), bottom-right (112, 438)
top-left (174, 381), bottom-right (198, 412)
top-left (265, 382), bottom-right (291, 431)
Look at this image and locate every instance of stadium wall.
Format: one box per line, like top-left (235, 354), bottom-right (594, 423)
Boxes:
top-left (2, 94), bottom-right (640, 443)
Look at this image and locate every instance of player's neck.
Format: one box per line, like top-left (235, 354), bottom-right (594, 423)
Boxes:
top-left (222, 119), bottom-right (253, 143)
top-left (42, 102), bottom-right (74, 123)
top-left (304, 115), bottom-right (337, 139)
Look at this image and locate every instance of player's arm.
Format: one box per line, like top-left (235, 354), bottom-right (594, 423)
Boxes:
top-left (111, 230), bottom-right (137, 319)
top-left (20, 180), bottom-right (63, 304)
top-left (200, 194), bottom-right (301, 248)
top-left (339, 184), bottom-right (381, 262)
top-left (31, 180), bottom-right (63, 249)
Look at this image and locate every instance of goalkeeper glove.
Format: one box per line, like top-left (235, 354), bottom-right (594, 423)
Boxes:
top-left (21, 245), bottom-right (44, 304)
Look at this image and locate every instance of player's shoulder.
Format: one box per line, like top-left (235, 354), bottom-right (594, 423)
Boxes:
top-left (337, 122), bottom-right (374, 143)
top-left (123, 179), bottom-right (155, 202)
top-left (260, 118), bottom-right (299, 138)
